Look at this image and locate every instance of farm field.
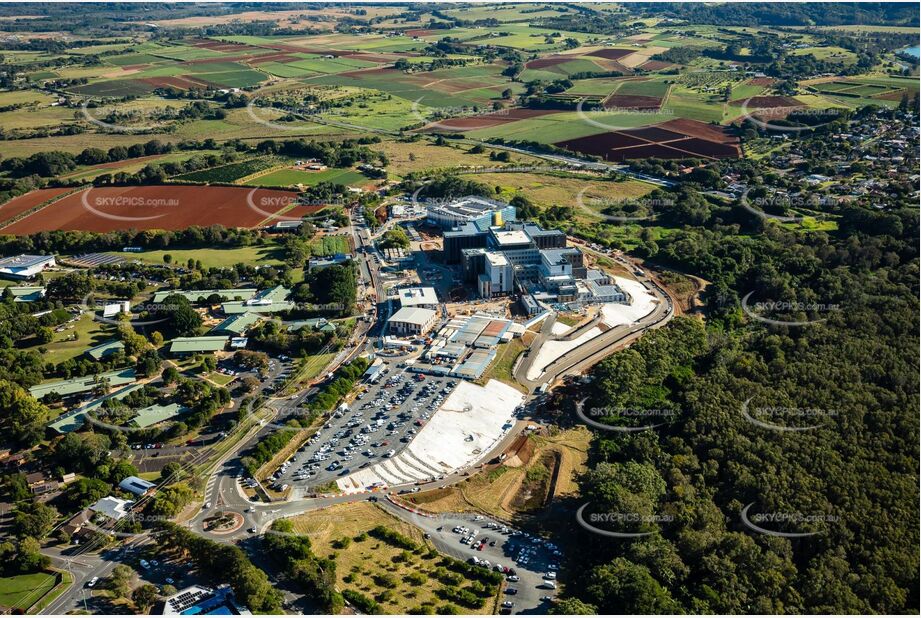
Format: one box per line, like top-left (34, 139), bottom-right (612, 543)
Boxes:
top-left (173, 158), bottom-right (278, 183)
top-left (105, 244), bottom-right (287, 269)
top-left (0, 185), bottom-right (300, 234)
top-left (462, 109), bottom-right (677, 143)
top-left (458, 171), bottom-right (655, 213)
top-left (0, 187), bottom-right (74, 225)
top-left (245, 167), bottom-right (367, 188)
top-left (555, 118), bottom-right (741, 161)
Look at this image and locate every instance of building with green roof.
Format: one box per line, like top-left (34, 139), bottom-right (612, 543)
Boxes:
top-left (211, 313), bottom-right (261, 336)
top-left (84, 339), bottom-right (125, 361)
top-left (221, 300), bottom-right (295, 315)
top-left (152, 288), bottom-right (258, 303)
top-left (131, 403), bottom-right (187, 428)
top-left (8, 286), bottom-right (45, 302)
top-left (29, 368), bottom-right (137, 400)
top-left (48, 382), bottom-right (143, 434)
top-left (168, 336), bottom-right (229, 355)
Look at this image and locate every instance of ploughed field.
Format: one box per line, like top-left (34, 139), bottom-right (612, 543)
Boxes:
top-left (555, 118), bottom-right (741, 161)
top-left (0, 185), bottom-right (300, 233)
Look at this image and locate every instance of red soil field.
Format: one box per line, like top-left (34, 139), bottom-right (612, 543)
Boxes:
top-left (625, 126), bottom-right (686, 142)
top-left (405, 29), bottom-right (436, 37)
top-left (0, 188), bottom-right (72, 226)
top-left (555, 118), bottom-right (741, 161)
top-left (423, 108), bottom-right (556, 131)
top-left (731, 95), bottom-right (803, 108)
top-left (248, 53), bottom-right (300, 64)
top-left (140, 75), bottom-right (212, 90)
top-left (640, 60), bottom-right (672, 71)
top-left (183, 55), bottom-right (253, 65)
top-left (604, 94), bottom-right (663, 110)
top-left (603, 143), bottom-right (694, 161)
top-left (587, 48), bottom-right (634, 60)
top-left (657, 118), bottom-right (739, 145)
top-left (747, 77), bottom-right (777, 86)
top-left (875, 90), bottom-right (907, 101)
top-left (0, 186), bottom-right (300, 234)
top-left (525, 57), bottom-right (572, 70)
top-left (591, 58), bottom-right (635, 74)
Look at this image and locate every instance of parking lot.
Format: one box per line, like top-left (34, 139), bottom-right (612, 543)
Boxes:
top-left (380, 505), bottom-right (562, 615)
top-left (268, 362), bottom-right (458, 497)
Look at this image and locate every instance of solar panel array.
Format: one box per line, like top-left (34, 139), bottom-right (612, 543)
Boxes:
top-left (67, 253), bottom-right (125, 268)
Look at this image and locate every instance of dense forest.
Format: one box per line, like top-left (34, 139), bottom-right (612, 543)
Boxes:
top-left (639, 2), bottom-right (920, 27)
top-left (550, 167), bottom-right (919, 612)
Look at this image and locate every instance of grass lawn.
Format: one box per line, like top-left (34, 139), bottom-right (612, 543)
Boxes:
top-left (39, 313), bottom-right (115, 366)
top-left (206, 371), bottom-right (237, 387)
top-left (0, 572), bottom-right (57, 611)
top-left (459, 172), bottom-right (654, 215)
top-left (478, 338), bottom-right (526, 392)
top-left (248, 167), bottom-right (367, 188)
top-left (288, 501), bottom-right (496, 615)
top-left (109, 244), bottom-right (286, 269)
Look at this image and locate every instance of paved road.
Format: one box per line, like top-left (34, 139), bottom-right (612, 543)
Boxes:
top-left (515, 271), bottom-right (673, 392)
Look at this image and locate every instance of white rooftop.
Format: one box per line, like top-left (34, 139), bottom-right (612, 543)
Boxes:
top-left (486, 252), bottom-right (509, 266)
top-left (492, 230), bottom-right (530, 246)
top-left (89, 495), bottom-right (133, 520)
top-left (389, 306), bottom-right (437, 326)
top-left (397, 286), bottom-right (438, 307)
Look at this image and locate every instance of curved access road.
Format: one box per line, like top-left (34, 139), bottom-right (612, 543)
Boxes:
top-left (514, 271), bottom-right (674, 392)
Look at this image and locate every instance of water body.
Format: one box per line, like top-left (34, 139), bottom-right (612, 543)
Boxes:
top-left (901, 46), bottom-right (920, 59)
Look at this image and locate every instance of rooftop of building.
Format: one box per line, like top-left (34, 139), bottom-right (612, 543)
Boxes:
top-left (486, 252), bottom-right (509, 266)
top-left (491, 229), bottom-right (530, 246)
top-left (540, 247), bottom-right (581, 265)
top-left (0, 254), bottom-right (55, 268)
top-left (397, 286), bottom-right (438, 306)
top-left (389, 306), bottom-right (437, 326)
top-left (168, 336), bottom-right (229, 353)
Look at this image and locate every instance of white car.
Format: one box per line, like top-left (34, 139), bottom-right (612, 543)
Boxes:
top-left (86, 576), bottom-right (99, 588)
top-left (545, 571), bottom-right (556, 580)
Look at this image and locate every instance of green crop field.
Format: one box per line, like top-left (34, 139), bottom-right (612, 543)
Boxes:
top-left (616, 78), bottom-right (671, 97)
top-left (173, 158), bottom-right (277, 183)
top-left (247, 167), bottom-right (367, 187)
